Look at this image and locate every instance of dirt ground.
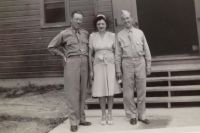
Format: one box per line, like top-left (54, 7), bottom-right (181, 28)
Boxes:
top-left (0, 84), bottom-right (69, 133)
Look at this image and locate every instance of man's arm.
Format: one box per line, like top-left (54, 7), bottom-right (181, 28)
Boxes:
top-left (115, 35), bottom-right (122, 79)
top-left (47, 32), bottom-right (66, 62)
top-left (88, 34), bottom-right (94, 80)
top-left (142, 33), bottom-right (152, 75)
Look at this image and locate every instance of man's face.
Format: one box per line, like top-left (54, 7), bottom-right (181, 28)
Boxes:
top-left (121, 13), bottom-right (133, 29)
top-left (71, 13), bottom-right (83, 29)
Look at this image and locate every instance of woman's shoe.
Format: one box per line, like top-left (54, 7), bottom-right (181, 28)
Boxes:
top-left (107, 114), bottom-right (113, 125)
top-left (101, 115), bottom-right (107, 125)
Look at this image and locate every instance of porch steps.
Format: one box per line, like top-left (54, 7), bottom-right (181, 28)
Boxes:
top-left (86, 63), bottom-right (200, 108)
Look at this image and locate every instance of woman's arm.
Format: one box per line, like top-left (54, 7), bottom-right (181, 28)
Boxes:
top-left (89, 48), bottom-right (94, 79)
top-left (89, 33), bottom-right (94, 80)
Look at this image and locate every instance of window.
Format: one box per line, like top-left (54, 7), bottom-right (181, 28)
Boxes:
top-left (40, 0), bottom-right (70, 28)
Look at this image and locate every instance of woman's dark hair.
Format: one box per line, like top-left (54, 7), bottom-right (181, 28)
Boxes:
top-left (93, 14), bottom-right (109, 31)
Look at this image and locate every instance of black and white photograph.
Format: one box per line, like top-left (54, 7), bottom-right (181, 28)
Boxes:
top-left (0, 0), bottom-right (200, 133)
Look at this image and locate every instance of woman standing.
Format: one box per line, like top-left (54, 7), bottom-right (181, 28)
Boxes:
top-left (89, 14), bottom-right (121, 125)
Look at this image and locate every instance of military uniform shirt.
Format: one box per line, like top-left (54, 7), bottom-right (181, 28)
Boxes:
top-left (48, 27), bottom-right (89, 57)
top-left (115, 27), bottom-right (151, 73)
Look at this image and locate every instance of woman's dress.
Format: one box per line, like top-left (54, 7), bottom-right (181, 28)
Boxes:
top-left (89, 31), bottom-right (121, 97)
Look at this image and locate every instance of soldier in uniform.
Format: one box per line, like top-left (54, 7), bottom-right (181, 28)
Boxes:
top-left (115, 10), bottom-right (152, 125)
top-left (47, 10), bottom-right (91, 132)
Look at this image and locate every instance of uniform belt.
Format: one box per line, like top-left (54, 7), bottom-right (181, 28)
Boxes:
top-left (122, 56), bottom-right (143, 60)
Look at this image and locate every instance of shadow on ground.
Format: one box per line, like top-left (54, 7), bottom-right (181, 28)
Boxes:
top-left (138, 115), bottom-right (172, 129)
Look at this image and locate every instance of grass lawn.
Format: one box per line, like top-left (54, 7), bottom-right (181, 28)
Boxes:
top-left (0, 84), bottom-right (68, 133)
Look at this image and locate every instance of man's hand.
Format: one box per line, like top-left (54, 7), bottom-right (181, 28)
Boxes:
top-left (63, 56), bottom-right (67, 63)
top-left (146, 67), bottom-right (151, 76)
top-left (64, 57), bottom-right (67, 63)
top-left (116, 72), bottom-right (122, 80)
top-left (90, 71), bottom-right (94, 80)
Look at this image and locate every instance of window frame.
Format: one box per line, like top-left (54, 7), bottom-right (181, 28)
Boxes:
top-left (40, 0), bottom-right (70, 28)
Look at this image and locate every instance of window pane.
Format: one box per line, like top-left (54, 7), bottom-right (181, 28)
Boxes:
top-left (44, 1), bottom-right (65, 23)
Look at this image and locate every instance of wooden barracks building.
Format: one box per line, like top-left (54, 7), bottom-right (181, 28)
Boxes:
top-left (0, 0), bottom-right (200, 107)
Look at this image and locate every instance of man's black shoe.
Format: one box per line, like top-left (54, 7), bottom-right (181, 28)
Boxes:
top-left (79, 121), bottom-right (92, 126)
top-left (70, 125), bottom-right (78, 132)
top-left (138, 118), bottom-right (150, 124)
top-left (130, 118), bottom-right (137, 125)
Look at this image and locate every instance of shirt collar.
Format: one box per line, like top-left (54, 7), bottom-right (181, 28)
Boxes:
top-left (70, 27), bottom-right (81, 34)
top-left (125, 26), bottom-right (135, 33)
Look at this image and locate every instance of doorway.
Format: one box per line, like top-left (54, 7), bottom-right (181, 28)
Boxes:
top-left (112, 0), bottom-right (199, 56)
top-left (112, 0), bottom-right (138, 32)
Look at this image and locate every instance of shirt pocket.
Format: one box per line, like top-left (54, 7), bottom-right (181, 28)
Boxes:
top-left (135, 40), bottom-right (144, 50)
top-left (81, 37), bottom-right (89, 44)
top-left (80, 37), bottom-right (89, 52)
top-left (121, 43), bottom-right (132, 56)
top-left (120, 39), bottom-right (129, 48)
top-left (66, 36), bottom-right (78, 45)
top-left (135, 40), bottom-right (145, 56)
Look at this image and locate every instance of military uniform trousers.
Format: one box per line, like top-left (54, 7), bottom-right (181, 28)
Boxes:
top-left (64, 55), bottom-right (88, 126)
top-left (122, 56), bottom-right (147, 120)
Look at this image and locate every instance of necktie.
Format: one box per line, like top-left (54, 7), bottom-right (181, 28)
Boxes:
top-left (75, 29), bottom-right (80, 42)
top-left (128, 30), bottom-right (135, 48)
top-left (75, 29), bottom-right (80, 34)
top-left (128, 30), bottom-right (138, 57)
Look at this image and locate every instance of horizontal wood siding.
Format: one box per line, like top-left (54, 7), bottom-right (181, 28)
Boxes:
top-left (0, 0), bottom-right (97, 79)
top-left (95, 0), bottom-right (114, 30)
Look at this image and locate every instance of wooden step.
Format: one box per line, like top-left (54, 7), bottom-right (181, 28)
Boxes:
top-left (86, 96), bottom-right (200, 105)
top-left (147, 85), bottom-right (200, 92)
top-left (147, 96), bottom-right (200, 103)
top-left (152, 55), bottom-right (200, 66)
top-left (147, 75), bottom-right (200, 82)
top-left (152, 55), bottom-right (200, 62)
top-left (152, 64), bottom-right (200, 72)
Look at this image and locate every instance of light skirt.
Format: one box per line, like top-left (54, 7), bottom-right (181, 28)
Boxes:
top-left (92, 63), bottom-right (121, 97)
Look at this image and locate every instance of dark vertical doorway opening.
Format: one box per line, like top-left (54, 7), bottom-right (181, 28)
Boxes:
top-left (136, 0), bottom-right (199, 56)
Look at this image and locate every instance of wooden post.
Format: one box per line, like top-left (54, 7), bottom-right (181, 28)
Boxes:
top-left (167, 71), bottom-right (172, 108)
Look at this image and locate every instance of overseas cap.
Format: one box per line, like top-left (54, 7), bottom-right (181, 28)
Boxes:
top-left (121, 10), bottom-right (131, 17)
